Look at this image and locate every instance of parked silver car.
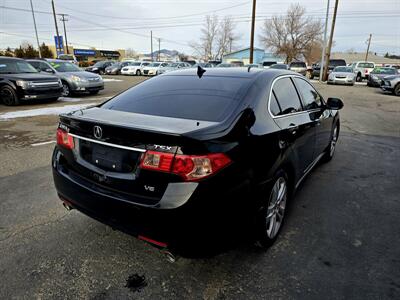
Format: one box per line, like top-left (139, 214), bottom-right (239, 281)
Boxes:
top-left (381, 75), bottom-right (400, 96)
top-left (327, 66), bottom-right (356, 86)
top-left (157, 62), bottom-right (191, 74)
top-left (289, 61), bottom-right (307, 76)
top-left (27, 59), bottom-right (104, 97)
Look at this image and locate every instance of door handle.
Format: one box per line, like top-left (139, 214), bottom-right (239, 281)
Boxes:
top-left (288, 123), bottom-right (299, 135)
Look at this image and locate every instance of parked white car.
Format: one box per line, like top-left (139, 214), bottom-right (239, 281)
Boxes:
top-left (350, 61), bottom-right (375, 82)
top-left (142, 62), bottom-right (169, 76)
top-left (120, 61), bottom-right (151, 76)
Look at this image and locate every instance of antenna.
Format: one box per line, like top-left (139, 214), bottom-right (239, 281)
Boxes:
top-left (197, 66), bottom-right (206, 78)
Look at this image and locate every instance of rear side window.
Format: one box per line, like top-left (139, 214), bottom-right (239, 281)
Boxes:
top-left (293, 78), bottom-right (322, 110)
top-left (270, 92), bottom-right (281, 115)
top-left (101, 75), bottom-right (250, 122)
top-left (271, 77), bottom-right (303, 116)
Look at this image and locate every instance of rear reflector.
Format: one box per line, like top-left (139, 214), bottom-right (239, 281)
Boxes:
top-left (138, 235), bottom-right (168, 248)
top-left (140, 151), bottom-right (231, 181)
top-left (56, 128), bottom-right (74, 149)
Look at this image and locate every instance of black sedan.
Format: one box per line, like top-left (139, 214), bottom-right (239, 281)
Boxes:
top-left (367, 67), bottom-right (398, 87)
top-left (52, 68), bottom-right (343, 255)
top-left (86, 60), bottom-right (115, 74)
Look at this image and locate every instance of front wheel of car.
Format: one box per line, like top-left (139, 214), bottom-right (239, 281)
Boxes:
top-left (136, 70), bottom-right (141, 76)
top-left (394, 83), bottom-right (400, 96)
top-left (99, 70), bottom-right (104, 75)
top-left (322, 123), bottom-right (339, 163)
top-left (61, 82), bottom-right (71, 97)
top-left (255, 171), bottom-right (289, 249)
top-left (0, 85), bottom-right (19, 106)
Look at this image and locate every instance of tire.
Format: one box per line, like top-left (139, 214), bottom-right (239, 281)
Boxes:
top-left (394, 83), bottom-right (400, 96)
top-left (89, 90), bottom-right (99, 95)
top-left (310, 74), bottom-right (314, 80)
top-left (0, 85), bottom-right (19, 106)
top-left (255, 170), bottom-right (289, 249)
top-left (61, 81), bottom-right (71, 97)
top-left (99, 70), bottom-right (104, 75)
top-left (322, 123), bottom-right (339, 163)
top-left (136, 70), bottom-right (141, 76)
top-left (356, 73), bottom-right (362, 82)
top-left (45, 97), bottom-right (59, 102)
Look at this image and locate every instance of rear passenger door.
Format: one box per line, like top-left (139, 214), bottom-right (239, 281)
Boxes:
top-left (270, 76), bottom-right (316, 176)
top-left (293, 77), bottom-right (331, 158)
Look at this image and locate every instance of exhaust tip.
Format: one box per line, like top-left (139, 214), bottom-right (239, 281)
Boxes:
top-left (161, 250), bottom-right (176, 263)
top-left (62, 202), bottom-right (73, 211)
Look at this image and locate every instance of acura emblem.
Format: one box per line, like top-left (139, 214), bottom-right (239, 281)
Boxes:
top-left (93, 125), bottom-right (103, 139)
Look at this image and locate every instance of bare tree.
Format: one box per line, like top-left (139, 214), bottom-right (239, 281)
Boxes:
top-left (191, 15), bottom-right (237, 61)
top-left (216, 16), bottom-right (237, 59)
top-left (259, 4), bottom-right (322, 63)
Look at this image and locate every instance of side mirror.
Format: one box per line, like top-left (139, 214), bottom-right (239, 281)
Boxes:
top-left (44, 68), bottom-right (54, 73)
top-left (326, 97), bottom-right (344, 110)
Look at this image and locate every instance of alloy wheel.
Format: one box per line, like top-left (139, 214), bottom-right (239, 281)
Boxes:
top-left (266, 177), bottom-right (287, 239)
top-left (62, 83), bottom-right (70, 97)
top-left (0, 88), bottom-right (15, 105)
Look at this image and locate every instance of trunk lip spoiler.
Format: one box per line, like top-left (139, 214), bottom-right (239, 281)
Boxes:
top-left (68, 133), bottom-right (146, 153)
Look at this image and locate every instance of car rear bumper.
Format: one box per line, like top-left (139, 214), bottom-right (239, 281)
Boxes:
top-left (52, 147), bottom-right (253, 248)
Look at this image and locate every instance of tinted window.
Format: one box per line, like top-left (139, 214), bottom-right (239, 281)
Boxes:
top-left (272, 77), bottom-right (302, 115)
top-left (293, 78), bottom-right (322, 110)
top-left (358, 62), bottom-right (374, 68)
top-left (28, 61), bottom-right (40, 70)
top-left (329, 59), bottom-right (346, 67)
top-left (101, 75), bottom-right (250, 122)
top-left (334, 66), bottom-right (353, 73)
top-left (270, 91), bottom-right (281, 115)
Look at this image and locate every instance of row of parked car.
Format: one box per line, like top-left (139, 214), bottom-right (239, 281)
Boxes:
top-left (0, 56), bottom-right (104, 105)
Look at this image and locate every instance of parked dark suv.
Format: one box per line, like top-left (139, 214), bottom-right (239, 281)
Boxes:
top-left (86, 60), bottom-right (115, 74)
top-left (0, 57), bottom-right (62, 106)
top-left (52, 68), bottom-right (343, 255)
top-left (311, 59), bottom-right (346, 79)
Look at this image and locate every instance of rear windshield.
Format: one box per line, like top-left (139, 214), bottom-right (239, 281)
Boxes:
top-left (290, 62), bottom-right (306, 68)
top-left (358, 62), bottom-right (374, 68)
top-left (372, 67), bottom-right (396, 74)
top-left (329, 59), bottom-right (346, 67)
top-left (101, 75), bottom-right (249, 122)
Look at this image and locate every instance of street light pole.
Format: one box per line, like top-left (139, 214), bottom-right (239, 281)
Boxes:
top-left (150, 30), bottom-right (153, 61)
top-left (319, 0), bottom-right (330, 82)
top-left (51, 0), bottom-right (62, 55)
top-left (29, 0), bottom-right (41, 58)
top-left (249, 0), bottom-right (256, 64)
top-left (60, 14), bottom-right (69, 54)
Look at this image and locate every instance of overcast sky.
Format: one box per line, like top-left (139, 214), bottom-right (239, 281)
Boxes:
top-left (0, 0), bottom-right (399, 55)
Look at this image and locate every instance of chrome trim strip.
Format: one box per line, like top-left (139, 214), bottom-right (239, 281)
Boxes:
top-left (69, 133), bottom-right (146, 152)
top-left (295, 152), bottom-right (325, 189)
top-left (267, 75), bottom-right (322, 119)
top-left (32, 82), bottom-right (60, 86)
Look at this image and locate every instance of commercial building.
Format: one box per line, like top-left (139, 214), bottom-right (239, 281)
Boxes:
top-left (48, 45), bottom-right (126, 62)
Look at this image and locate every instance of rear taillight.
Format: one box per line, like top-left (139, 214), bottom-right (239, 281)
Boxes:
top-left (140, 151), bottom-right (231, 181)
top-left (56, 128), bottom-right (74, 149)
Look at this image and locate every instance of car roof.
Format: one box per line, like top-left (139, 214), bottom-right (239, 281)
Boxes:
top-left (163, 67), bottom-right (295, 80)
top-left (0, 56), bottom-right (24, 61)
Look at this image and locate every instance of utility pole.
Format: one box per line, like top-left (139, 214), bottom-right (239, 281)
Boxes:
top-left (249, 0), bottom-right (256, 64)
top-left (365, 34), bottom-right (372, 61)
top-left (229, 37), bottom-right (233, 53)
top-left (319, 0), bottom-right (330, 82)
top-left (51, 0), bottom-right (62, 55)
top-left (150, 31), bottom-right (153, 61)
top-left (29, 0), bottom-right (41, 58)
top-left (60, 14), bottom-right (69, 54)
top-left (323, 0), bottom-right (339, 81)
top-left (158, 38), bottom-right (161, 61)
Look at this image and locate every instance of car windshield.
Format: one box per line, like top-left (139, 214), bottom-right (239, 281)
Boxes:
top-left (111, 63), bottom-right (121, 68)
top-left (217, 64), bottom-right (232, 67)
top-left (169, 63), bottom-right (179, 67)
top-left (58, 54), bottom-right (74, 60)
top-left (358, 62), bottom-right (374, 68)
top-left (290, 62), bottom-right (306, 68)
top-left (50, 61), bottom-right (82, 72)
top-left (101, 75), bottom-right (250, 122)
top-left (0, 59), bottom-right (38, 74)
top-left (148, 63), bottom-right (161, 67)
top-left (334, 66), bottom-right (353, 73)
top-left (270, 64), bottom-right (287, 69)
top-left (128, 62), bottom-right (141, 66)
top-left (372, 67), bottom-right (396, 75)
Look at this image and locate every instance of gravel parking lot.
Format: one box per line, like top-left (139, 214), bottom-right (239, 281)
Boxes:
top-left (0, 75), bottom-right (399, 299)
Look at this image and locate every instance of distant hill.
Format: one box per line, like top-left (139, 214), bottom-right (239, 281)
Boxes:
top-left (144, 49), bottom-right (180, 57)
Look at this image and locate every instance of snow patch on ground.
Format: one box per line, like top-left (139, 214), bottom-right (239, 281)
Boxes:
top-left (0, 103), bottom-right (97, 120)
top-left (103, 78), bottom-right (123, 82)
